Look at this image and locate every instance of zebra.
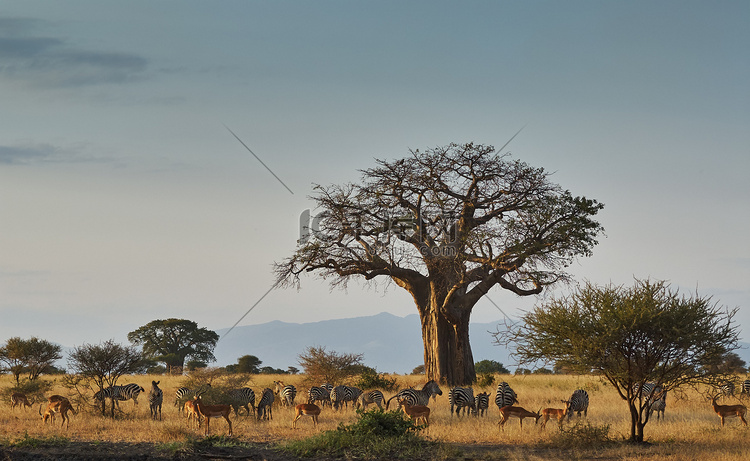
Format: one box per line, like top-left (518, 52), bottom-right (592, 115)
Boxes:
top-left (227, 387), bottom-right (255, 417)
top-left (476, 392), bottom-right (490, 417)
top-left (331, 385), bottom-right (363, 410)
top-left (639, 382), bottom-right (667, 421)
top-left (147, 381), bottom-right (163, 421)
top-left (449, 387), bottom-right (476, 417)
top-left (719, 381), bottom-right (735, 397)
top-left (386, 380), bottom-right (443, 409)
top-left (495, 382), bottom-right (518, 410)
top-left (307, 386), bottom-right (331, 407)
top-left (175, 383), bottom-right (211, 412)
top-left (355, 390), bottom-right (385, 410)
top-left (740, 380), bottom-right (750, 398)
top-left (274, 381), bottom-right (297, 407)
top-left (563, 389), bottom-right (589, 420)
top-left (256, 388), bottom-right (274, 421)
top-left (94, 383), bottom-right (146, 407)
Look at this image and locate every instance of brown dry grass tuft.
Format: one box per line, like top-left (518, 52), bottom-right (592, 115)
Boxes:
top-left (1, 373), bottom-right (749, 460)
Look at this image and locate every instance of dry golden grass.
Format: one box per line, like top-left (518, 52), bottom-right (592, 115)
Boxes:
top-left (1, 373), bottom-right (749, 460)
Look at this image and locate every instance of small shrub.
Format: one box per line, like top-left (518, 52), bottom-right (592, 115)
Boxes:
top-left (476, 373), bottom-right (495, 388)
top-left (11, 433), bottom-right (70, 449)
top-left (354, 369), bottom-right (398, 392)
top-left (547, 422), bottom-right (613, 449)
top-left (279, 409), bottom-right (443, 459)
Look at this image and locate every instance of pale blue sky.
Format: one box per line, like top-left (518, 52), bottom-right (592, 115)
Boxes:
top-left (1, 1), bottom-right (748, 355)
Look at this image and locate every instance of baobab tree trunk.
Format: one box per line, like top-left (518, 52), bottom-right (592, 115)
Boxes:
top-left (420, 303), bottom-right (476, 386)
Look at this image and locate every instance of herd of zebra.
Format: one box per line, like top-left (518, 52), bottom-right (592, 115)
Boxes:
top-left (22, 377), bottom-right (750, 430)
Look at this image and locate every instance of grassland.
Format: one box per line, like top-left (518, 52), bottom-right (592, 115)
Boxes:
top-left (1, 373), bottom-right (748, 460)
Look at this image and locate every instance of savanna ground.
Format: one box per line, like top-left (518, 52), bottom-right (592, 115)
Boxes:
top-left (1, 373), bottom-right (748, 460)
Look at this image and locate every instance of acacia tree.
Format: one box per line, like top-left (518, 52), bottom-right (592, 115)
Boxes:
top-left (127, 319), bottom-right (219, 369)
top-left (68, 340), bottom-right (147, 416)
top-left (499, 279), bottom-right (740, 443)
top-left (275, 142), bottom-right (604, 385)
top-left (298, 346), bottom-right (365, 384)
top-left (0, 337), bottom-right (62, 383)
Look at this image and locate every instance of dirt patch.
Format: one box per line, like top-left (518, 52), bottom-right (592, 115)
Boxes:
top-left (0, 441), bottom-right (292, 461)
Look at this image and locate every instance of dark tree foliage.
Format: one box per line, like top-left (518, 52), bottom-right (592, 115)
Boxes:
top-left (0, 337), bottom-right (62, 383)
top-left (474, 359), bottom-right (510, 375)
top-left (298, 346), bottom-right (364, 384)
top-left (499, 279), bottom-right (741, 443)
top-left (275, 142), bottom-right (604, 385)
top-left (127, 318), bottom-right (219, 369)
top-left (68, 339), bottom-right (147, 416)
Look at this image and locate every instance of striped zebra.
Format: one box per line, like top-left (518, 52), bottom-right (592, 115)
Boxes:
top-left (719, 381), bottom-right (735, 397)
top-left (331, 385), bottom-right (363, 410)
top-left (274, 381), bottom-right (297, 407)
top-left (386, 380), bottom-right (443, 409)
top-left (147, 381), bottom-right (163, 421)
top-left (495, 382), bottom-right (518, 410)
top-left (740, 380), bottom-right (750, 397)
top-left (227, 387), bottom-right (255, 417)
top-left (307, 386), bottom-right (331, 407)
top-left (256, 388), bottom-right (274, 421)
top-left (564, 389), bottom-right (589, 420)
top-left (94, 383), bottom-right (146, 407)
top-left (175, 383), bottom-right (211, 411)
top-left (355, 390), bottom-right (385, 410)
top-left (639, 382), bottom-right (667, 421)
top-left (448, 387), bottom-right (476, 417)
top-left (475, 392), bottom-right (490, 417)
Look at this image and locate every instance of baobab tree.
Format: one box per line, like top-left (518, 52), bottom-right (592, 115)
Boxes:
top-left (275, 142), bottom-right (604, 385)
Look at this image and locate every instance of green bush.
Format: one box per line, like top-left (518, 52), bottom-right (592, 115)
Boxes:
top-left (279, 409), bottom-right (446, 459)
top-left (353, 369), bottom-right (398, 392)
top-left (547, 422), bottom-right (613, 449)
top-left (476, 373), bottom-right (495, 388)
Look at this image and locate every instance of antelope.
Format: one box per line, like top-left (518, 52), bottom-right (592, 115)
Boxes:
top-left (11, 393), bottom-right (34, 411)
top-left (292, 403), bottom-right (321, 428)
top-left (192, 397), bottom-right (233, 436)
top-left (711, 395), bottom-right (748, 427)
top-left (184, 399), bottom-right (202, 428)
top-left (539, 407), bottom-right (567, 429)
top-left (397, 398), bottom-right (430, 426)
top-left (40, 399), bottom-right (77, 428)
top-left (498, 405), bottom-right (542, 430)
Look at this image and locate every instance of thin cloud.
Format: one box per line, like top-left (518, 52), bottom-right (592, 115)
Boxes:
top-left (0, 16), bottom-right (148, 88)
top-left (0, 143), bottom-right (114, 165)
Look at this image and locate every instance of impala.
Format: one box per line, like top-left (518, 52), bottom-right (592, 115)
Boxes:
top-left (397, 398), bottom-right (430, 426)
top-left (192, 397), bottom-right (233, 436)
top-left (711, 395), bottom-right (748, 427)
top-left (184, 399), bottom-right (202, 428)
top-left (498, 405), bottom-right (542, 430)
top-left (11, 393), bottom-right (33, 411)
top-left (539, 407), bottom-right (567, 429)
top-left (40, 399), bottom-right (77, 428)
top-left (292, 403), bottom-right (321, 428)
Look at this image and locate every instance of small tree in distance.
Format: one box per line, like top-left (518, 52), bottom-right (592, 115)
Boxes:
top-left (0, 337), bottom-right (62, 383)
top-left (474, 359), bottom-right (510, 375)
top-left (68, 340), bottom-right (147, 416)
top-left (298, 346), bottom-right (364, 384)
top-left (127, 319), bottom-right (219, 369)
top-left (499, 279), bottom-right (741, 443)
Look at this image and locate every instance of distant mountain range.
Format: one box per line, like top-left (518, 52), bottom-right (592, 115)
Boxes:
top-left (213, 312), bottom-right (512, 374)
top-left (213, 312), bottom-right (750, 375)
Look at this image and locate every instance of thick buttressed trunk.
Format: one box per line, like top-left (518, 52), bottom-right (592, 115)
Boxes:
top-left (420, 304), bottom-right (476, 386)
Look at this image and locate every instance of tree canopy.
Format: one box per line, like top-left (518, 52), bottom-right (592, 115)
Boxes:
top-left (499, 279), bottom-right (740, 443)
top-left (0, 337), bottom-right (62, 383)
top-left (127, 318), bottom-right (219, 369)
top-left (68, 339), bottom-right (147, 416)
top-left (276, 142), bottom-right (604, 385)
